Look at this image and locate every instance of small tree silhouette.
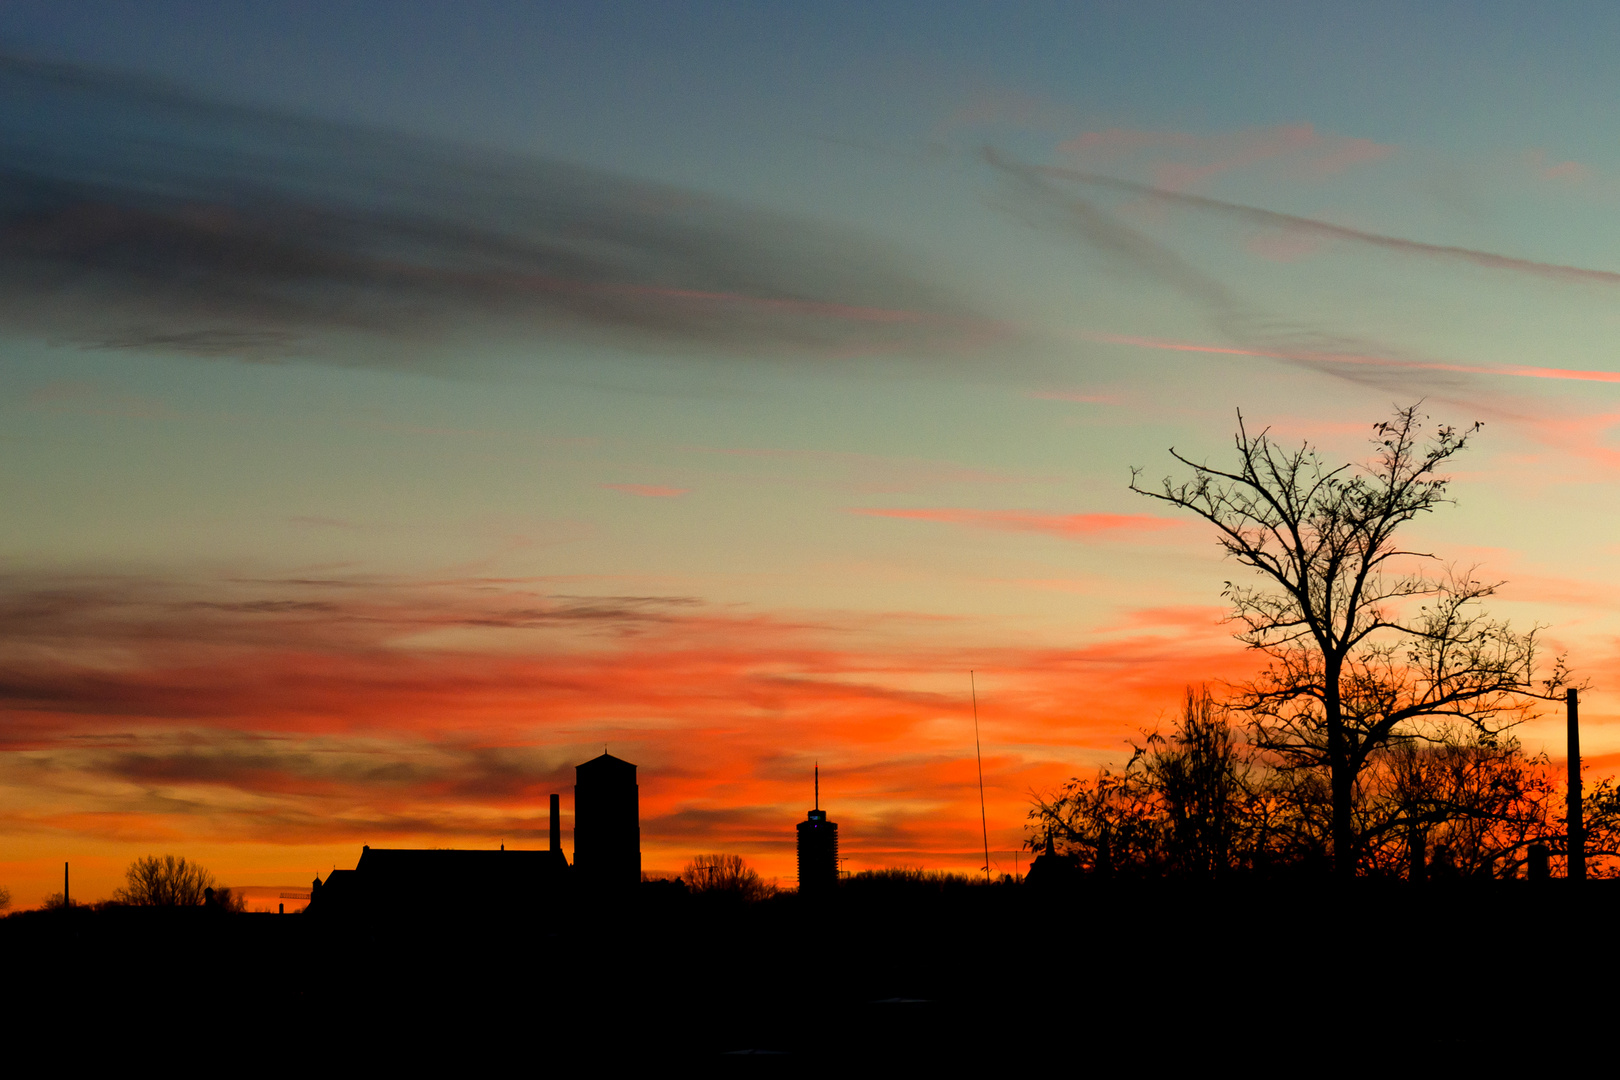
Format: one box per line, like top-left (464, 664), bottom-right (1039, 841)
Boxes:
top-left (683, 854), bottom-right (775, 901)
top-left (1031, 686), bottom-right (1262, 878)
top-left (114, 855), bottom-right (218, 906)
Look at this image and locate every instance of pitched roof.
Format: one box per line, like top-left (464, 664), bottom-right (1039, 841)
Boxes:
top-left (353, 846), bottom-right (568, 884)
top-left (576, 752), bottom-right (637, 775)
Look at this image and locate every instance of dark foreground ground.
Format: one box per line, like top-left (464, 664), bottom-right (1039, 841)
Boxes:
top-left (8, 879), bottom-right (1615, 1069)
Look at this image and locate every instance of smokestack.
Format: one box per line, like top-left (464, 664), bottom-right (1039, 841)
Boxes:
top-left (1568, 689), bottom-right (1585, 882)
top-left (549, 793), bottom-right (561, 853)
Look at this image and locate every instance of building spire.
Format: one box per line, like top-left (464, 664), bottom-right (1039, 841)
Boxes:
top-left (814, 761), bottom-right (819, 810)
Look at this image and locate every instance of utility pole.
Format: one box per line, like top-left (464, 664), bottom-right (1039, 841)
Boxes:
top-left (64, 861), bottom-right (69, 907)
top-left (1568, 688), bottom-right (1585, 883)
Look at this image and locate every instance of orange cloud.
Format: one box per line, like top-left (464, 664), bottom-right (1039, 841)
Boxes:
top-left (847, 507), bottom-right (1182, 539)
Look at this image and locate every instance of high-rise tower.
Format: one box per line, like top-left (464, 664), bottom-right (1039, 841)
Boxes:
top-left (574, 752), bottom-right (640, 889)
top-left (796, 764), bottom-right (838, 895)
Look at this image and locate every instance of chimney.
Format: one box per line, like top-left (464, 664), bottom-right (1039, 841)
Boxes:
top-left (549, 793), bottom-right (561, 853)
top-left (1568, 689), bottom-right (1585, 882)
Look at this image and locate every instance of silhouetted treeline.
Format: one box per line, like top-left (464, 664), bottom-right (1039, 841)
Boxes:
top-left (1030, 686), bottom-right (1620, 881)
top-left (9, 860), bottom-right (1617, 1068)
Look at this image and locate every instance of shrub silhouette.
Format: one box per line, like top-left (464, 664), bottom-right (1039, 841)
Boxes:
top-left (843, 868), bottom-right (979, 896)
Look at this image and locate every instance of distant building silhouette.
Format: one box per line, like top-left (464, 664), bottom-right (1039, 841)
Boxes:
top-left (309, 755), bottom-right (649, 912)
top-left (797, 764), bottom-right (838, 895)
top-left (575, 752), bottom-right (641, 890)
top-left (308, 793), bottom-right (570, 915)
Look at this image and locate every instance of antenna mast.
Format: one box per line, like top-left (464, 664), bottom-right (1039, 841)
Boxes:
top-left (815, 762), bottom-right (819, 810)
top-left (972, 671), bottom-right (989, 883)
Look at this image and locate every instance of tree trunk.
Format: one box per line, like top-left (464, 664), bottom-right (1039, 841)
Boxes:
top-left (1326, 674), bottom-right (1355, 880)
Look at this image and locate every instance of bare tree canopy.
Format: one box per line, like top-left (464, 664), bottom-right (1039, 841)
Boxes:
top-left (1131, 405), bottom-right (1566, 877)
top-left (683, 854), bottom-right (775, 902)
top-left (1028, 686), bottom-right (1620, 881)
top-left (1030, 687), bottom-right (1270, 880)
top-left (114, 855), bottom-right (218, 907)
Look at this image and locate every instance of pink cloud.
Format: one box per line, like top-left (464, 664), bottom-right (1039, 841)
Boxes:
top-left (1243, 228), bottom-right (1325, 263)
top-left (1086, 331), bottom-right (1620, 386)
top-left (1058, 123), bottom-right (1394, 191)
top-left (604, 484), bottom-right (690, 497)
top-left (849, 507), bottom-right (1181, 539)
top-left (1525, 149), bottom-right (1594, 185)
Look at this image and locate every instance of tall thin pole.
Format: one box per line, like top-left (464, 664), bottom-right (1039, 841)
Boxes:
top-left (972, 671), bottom-right (989, 883)
top-left (1568, 688), bottom-right (1585, 882)
top-left (64, 861), bottom-right (69, 908)
top-left (815, 762), bottom-right (819, 811)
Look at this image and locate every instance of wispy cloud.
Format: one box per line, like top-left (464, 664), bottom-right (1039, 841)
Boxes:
top-left (24, 380), bottom-right (178, 419)
top-left (983, 146), bottom-right (1620, 402)
top-left (849, 506), bottom-right (1181, 539)
top-left (1087, 332), bottom-right (1620, 386)
top-left (0, 57), bottom-right (998, 369)
top-left (1027, 389), bottom-right (1120, 404)
top-left (604, 484), bottom-right (690, 498)
top-left (1523, 149), bottom-right (1594, 186)
top-left (1003, 151), bottom-right (1620, 290)
top-left (1059, 123), bottom-right (1394, 190)
top-left (689, 445), bottom-right (1041, 493)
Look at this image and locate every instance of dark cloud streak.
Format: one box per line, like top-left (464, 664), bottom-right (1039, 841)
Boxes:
top-left (0, 56), bottom-right (994, 368)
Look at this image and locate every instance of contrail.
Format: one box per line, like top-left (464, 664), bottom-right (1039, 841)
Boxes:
top-left (987, 148), bottom-right (1620, 290)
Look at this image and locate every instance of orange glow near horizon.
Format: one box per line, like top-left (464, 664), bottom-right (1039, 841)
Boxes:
top-left (7, 569), bottom-right (1612, 908)
top-left (0, 573), bottom-right (1264, 907)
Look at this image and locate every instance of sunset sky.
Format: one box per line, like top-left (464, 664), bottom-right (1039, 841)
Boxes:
top-left (6, 2), bottom-right (1620, 907)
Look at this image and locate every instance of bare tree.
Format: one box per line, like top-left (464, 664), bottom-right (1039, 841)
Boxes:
top-left (683, 854), bottom-right (775, 901)
top-left (1142, 687), bottom-right (1256, 880)
top-left (1132, 405), bottom-right (1561, 877)
top-left (208, 886), bottom-right (248, 913)
top-left (1030, 686), bottom-right (1266, 879)
top-left (0, 884), bottom-right (10, 912)
top-left (114, 855), bottom-right (218, 906)
top-left (1028, 762), bottom-right (1161, 878)
top-left (1361, 732), bottom-right (1557, 878)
